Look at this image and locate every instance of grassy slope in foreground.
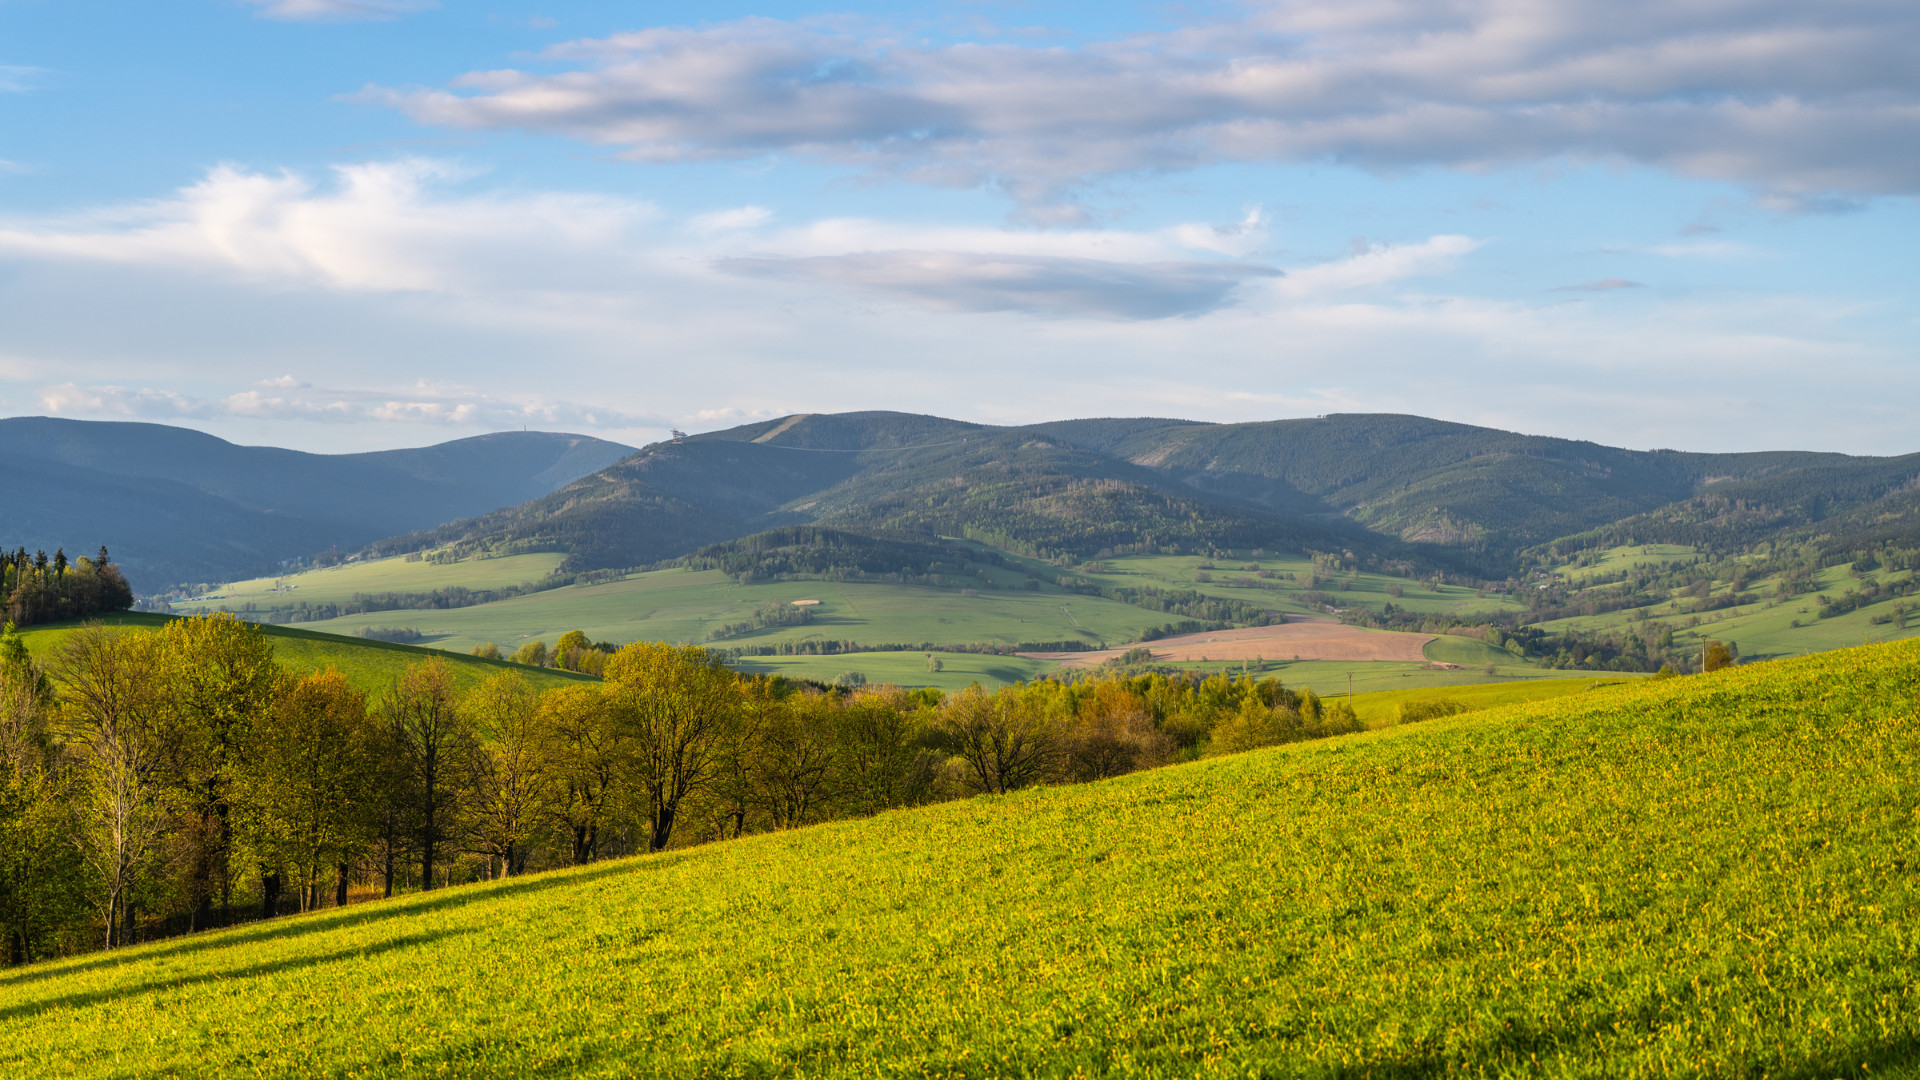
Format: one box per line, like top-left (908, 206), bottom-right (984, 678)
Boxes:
top-left (7, 642), bottom-right (1919, 1077)
top-left (15, 613), bottom-right (593, 696)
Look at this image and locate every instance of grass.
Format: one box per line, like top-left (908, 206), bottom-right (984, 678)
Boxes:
top-left (728, 651), bottom-right (1058, 691)
top-left (1340, 676), bottom-right (1629, 726)
top-left (282, 567), bottom-right (1171, 656)
top-left (1538, 562), bottom-right (1920, 659)
top-left (173, 552), bottom-right (568, 610)
top-left (9, 640), bottom-right (1916, 1076)
top-left (15, 613), bottom-right (592, 697)
top-left (1057, 550), bottom-right (1527, 619)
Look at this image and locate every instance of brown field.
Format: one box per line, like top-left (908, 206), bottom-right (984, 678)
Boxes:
top-left (1023, 619), bottom-right (1436, 667)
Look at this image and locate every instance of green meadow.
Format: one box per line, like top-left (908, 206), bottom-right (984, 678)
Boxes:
top-left (173, 552), bottom-right (568, 610)
top-left (1538, 560), bottom-right (1920, 659)
top-left (4, 639), bottom-right (1916, 1077)
top-left (282, 567), bottom-right (1169, 655)
top-left (15, 613), bottom-right (592, 696)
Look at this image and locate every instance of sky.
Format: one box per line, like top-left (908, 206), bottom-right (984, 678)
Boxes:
top-left (0, 1), bottom-right (1916, 456)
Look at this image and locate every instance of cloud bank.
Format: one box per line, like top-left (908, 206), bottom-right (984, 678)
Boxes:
top-left (374, 1), bottom-right (1920, 216)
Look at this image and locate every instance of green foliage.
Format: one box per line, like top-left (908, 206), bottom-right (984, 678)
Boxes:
top-left (1396, 697), bottom-right (1470, 723)
top-left (8, 640), bottom-right (1920, 1073)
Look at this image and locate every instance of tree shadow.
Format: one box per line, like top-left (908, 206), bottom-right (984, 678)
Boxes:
top-left (0, 928), bottom-right (464, 1022)
top-left (1, 854), bottom-right (682, 991)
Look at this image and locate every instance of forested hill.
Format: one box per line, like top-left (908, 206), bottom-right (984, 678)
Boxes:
top-left (365, 411), bottom-right (1919, 579)
top-left (0, 418), bottom-right (634, 589)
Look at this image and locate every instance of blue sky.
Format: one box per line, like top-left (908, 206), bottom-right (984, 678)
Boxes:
top-left (1, 0), bottom-right (1916, 454)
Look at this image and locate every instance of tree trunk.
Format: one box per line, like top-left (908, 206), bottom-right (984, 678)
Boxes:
top-left (335, 862), bottom-right (350, 908)
top-left (382, 829), bottom-right (396, 899)
top-left (261, 871), bottom-right (281, 920)
top-left (650, 802), bottom-right (676, 853)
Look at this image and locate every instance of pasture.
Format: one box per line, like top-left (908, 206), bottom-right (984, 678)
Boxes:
top-left (282, 568), bottom-right (1170, 655)
top-left (4, 639), bottom-right (1916, 1076)
top-left (173, 551), bottom-right (568, 609)
top-left (15, 613), bottom-right (592, 696)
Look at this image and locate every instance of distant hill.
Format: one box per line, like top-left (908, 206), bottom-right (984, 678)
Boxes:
top-left (0, 417), bottom-right (633, 589)
top-left (366, 411), bottom-right (1920, 579)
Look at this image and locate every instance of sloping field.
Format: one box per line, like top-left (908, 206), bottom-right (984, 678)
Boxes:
top-left (5, 640), bottom-right (1917, 1076)
top-left (15, 613), bottom-right (593, 696)
top-left (1024, 618), bottom-right (1435, 666)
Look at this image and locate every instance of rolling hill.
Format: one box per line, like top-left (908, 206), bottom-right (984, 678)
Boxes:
top-left (0, 417), bottom-right (634, 589)
top-left (5, 640), bottom-right (1915, 1076)
top-left (349, 411), bottom-right (1920, 583)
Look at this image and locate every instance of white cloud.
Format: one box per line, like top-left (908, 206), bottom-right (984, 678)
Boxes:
top-left (687, 205), bottom-right (773, 234)
top-left (244, 0), bottom-right (435, 22)
top-left (0, 161), bottom-right (1910, 455)
top-left (37, 378), bottom-right (663, 430)
top-left (0, 66), bottom-right (42, 93)
top-left (370, 3), bottom-right (1920, 215)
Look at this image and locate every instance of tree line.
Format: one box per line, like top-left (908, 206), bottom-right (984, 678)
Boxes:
top-left (2, 546), bottom-right (133, 627)
top-left (0, 614), bottom-right (1360, 966)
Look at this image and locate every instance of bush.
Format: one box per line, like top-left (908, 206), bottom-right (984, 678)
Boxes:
top-left (1397, 698), bottom-right (1469, 724)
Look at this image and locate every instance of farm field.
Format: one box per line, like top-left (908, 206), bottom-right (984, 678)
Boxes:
top-left (284, 567), bottom-right (1170, 655)
top-left (174, 551), bottom-right (568, 610)
top-left (728, 650), bottom-right (1057, 691)
top-left (5, 640), bottom-right (1916, 1076)
top-left (1025, 619), bottom-right (1436, 666)
top-left (1538, 561), bottom-right (1920, 659)
top-left (1044, 550), bottom-right (1528, 619)
top-left (15, 612), bottom-right (592, 696)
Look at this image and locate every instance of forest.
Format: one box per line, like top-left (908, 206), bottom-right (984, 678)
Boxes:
top-left (1, 546), bottom-right (132, 628)
top-left (0, 613), bottom-right (1358, 966)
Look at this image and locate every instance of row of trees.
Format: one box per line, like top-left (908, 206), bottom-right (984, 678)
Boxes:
top-left (3, 546), bottom-right (133, 627)
top-left (0, 615), bottom-right (1361, 966)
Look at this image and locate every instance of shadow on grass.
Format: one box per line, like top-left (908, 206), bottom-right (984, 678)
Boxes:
top-left (0, 928), bottom-right (465, 1022)
top-left (1, 853), bottom-right (692, 992)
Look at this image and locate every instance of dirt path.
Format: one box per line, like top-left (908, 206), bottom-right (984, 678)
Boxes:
top-left (1022, 619), bottom-right (1436, 667)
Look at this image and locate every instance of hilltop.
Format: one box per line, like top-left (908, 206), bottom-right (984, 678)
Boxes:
top-left (5, 640), bottom-right (1915, 1076)
top-left (0, 417), bottom-right (633, 589)
top-left (360, 410), bottom-right (1920, 581)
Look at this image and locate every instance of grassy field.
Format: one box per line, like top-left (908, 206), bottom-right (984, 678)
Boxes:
top-left (15, 613), bottom-right (592, 697)
top-left (1539, 561), bottom-right (1920, 659)
top-left (728, 651), bottom-right (1058, 692)
top-left (1055, 550), bottom-right (1527, 620)
top-left (1341, 675), bottom-right (1632, 726)
top-left (9, 641), bottom-right (1915, 1076)
top-left (283, 568), bottom-right (1171, 656)
top-left (174, 552), bottom-right (568, 610)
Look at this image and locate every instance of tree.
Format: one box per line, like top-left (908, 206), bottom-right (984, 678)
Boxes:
top-left (460, 673), bottom-right (559, 877)
top-left (832, 686), bottom-right (932, 815)
top-left (0, 628), bottom-right (83, 965)
top-left (1206, 695), bottom-right (1295, 756)
top-left (935, 686), bottom-right (1060, 795)
top-left (508, 641), bottom-right (549, 668)
top-left (1065, 683), bottom-right (1169, 780)
top-left (1702, 640), bottom-right (1734, 672)
top-left (158, 614), bottom-right (277, 929)
top-left (52, 626), bottom-right (171, 948)
top-left (231, 670), bottom-right (378, 913)
top-left (604, 643), bottom-right (738, 852)
top-left (379, 659), bottom-right (471, 891)
top-left (755, 693), bottom-right (840, 830)
top-left (539, 686), bottom-right (625, 865)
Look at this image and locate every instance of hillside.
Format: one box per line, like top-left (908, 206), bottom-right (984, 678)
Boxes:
top-left (3, 640), bottom-right (1914, 1076)
top-left (0, 417), bottom-right (633, 589)
top-left (347, 411), bottom-right (1920, 585)
top-left (14, 613), bottom-right (593, 696)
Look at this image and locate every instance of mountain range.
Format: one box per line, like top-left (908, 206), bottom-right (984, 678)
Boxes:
top-left (11, 411), bottom-right (1919, 593)
top-left (367, 411), bottom-right (1920, 579)
top-left (0, 417), bottom-right (634, 588)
